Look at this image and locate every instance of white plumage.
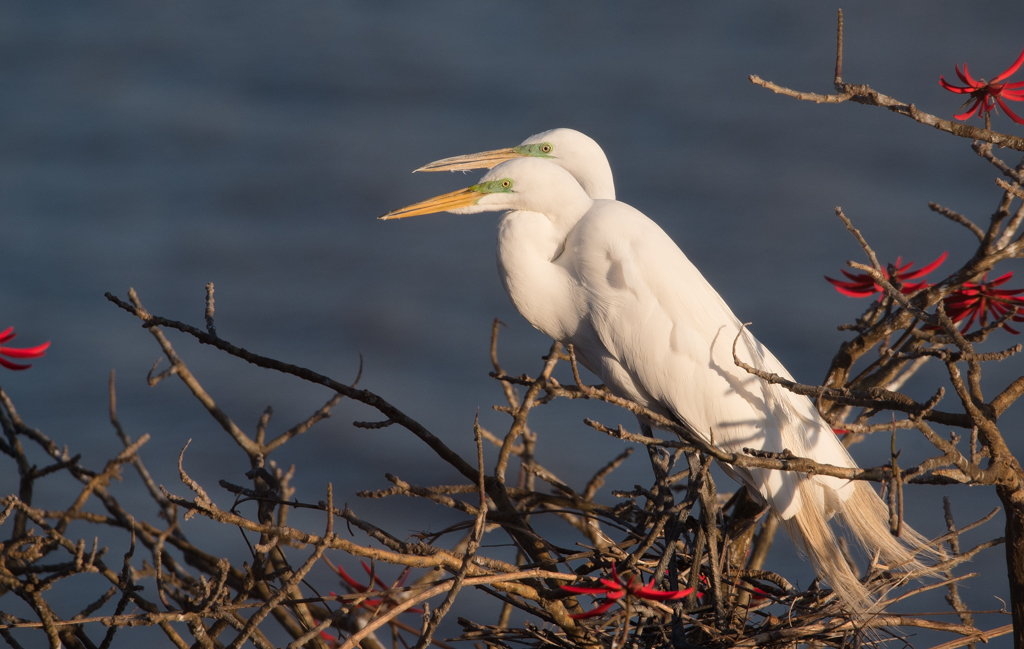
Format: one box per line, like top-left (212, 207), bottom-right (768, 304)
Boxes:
top-left (386, 133), bottom-right (935, 611)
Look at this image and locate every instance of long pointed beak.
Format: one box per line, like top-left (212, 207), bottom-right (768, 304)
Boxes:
top-left (379, 186), bottom-right (481, 220)
top-left (414, 147), bottom-right (524, 173)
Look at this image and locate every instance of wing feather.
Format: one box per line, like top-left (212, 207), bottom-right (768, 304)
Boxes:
top-left (564, 201), bottom-right (856, 518)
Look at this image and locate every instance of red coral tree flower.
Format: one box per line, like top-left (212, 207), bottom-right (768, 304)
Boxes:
top-left (317, 562), bottom-right (423, 645)
top-left (0, 326), bottom-right (50, 371)
top-left (825, 252), bottom-right (947, 300)
top-left (943, 271), bottom-right (1024, 334)
top-left (940, 47), bottom-right (1024, 125)
top-left (317, 627), bottom-right (341, 649)
top-left (332, 561), bottom-right (422, 613)
top-left (562, 564), bottom-right (695, 619)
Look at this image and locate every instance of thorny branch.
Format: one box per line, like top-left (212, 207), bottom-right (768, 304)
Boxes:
top-left (3, 279), bottom-right (1009, 647)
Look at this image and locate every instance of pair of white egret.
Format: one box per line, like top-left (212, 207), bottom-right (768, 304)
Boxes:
top-left (381, 129), bottom-right (934, 611)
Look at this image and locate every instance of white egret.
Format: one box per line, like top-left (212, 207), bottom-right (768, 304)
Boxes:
top-left (416, 128), bottom-right (615, 200)
top-left (381, 157), bottom-right (934, 611)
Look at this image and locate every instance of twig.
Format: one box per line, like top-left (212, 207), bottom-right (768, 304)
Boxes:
top-left (204, 282), bottom-right (217, 339)
top-left (996, 178), bottom-right (1024, 202)
top-left (888, 423), bottom-right (903, 537)
top-left (833, 9), bottom-right (843, 83)
top-left (228, 485), bottom-right (334, 649)
top-left (749, 74), bottom-right (1024, 152)
top-left (336, 570), bottom-right (576, 649)
top-left (109, 371), bottom-right (173, 519)
top-left (923, 624), bottom-right (1014, 649)
top-left (929, 203), bottom-right (985, 242)
top-left (411, 419), bottom-right (491, 649)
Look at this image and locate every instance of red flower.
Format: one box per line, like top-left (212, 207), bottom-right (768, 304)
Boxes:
top-left (562, 564), bottom-right (695, 619)
top-left (943, 271), bottom-right (1024, 334)
top-left (332, 562), bottom-right (422, 614)
top-left (826, 252), bottom-right (947, 300)
top-left (0, 326), bottom-right (50, 371)
top-left (317, 627), bottom-right (341, 649)
top-left (940, 47), bottom-right (1024, 125)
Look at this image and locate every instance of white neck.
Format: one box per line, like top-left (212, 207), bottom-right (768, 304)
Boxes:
top-left (495, 205), bottom-right (588, 342)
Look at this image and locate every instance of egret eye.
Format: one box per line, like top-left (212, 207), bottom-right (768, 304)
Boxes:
top-left (540, 143), bottom-right (552, 154)
top-left (472, 179), bottom-right (514, 194)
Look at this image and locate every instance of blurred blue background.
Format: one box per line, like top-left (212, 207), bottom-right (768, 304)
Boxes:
top-left (2, 1), bottom-right (1022, 645)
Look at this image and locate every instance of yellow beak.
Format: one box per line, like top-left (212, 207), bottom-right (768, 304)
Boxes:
top-left (414, 147), bottom-right (525, 173)
top-left (379, 186), bottom-right (481, 220)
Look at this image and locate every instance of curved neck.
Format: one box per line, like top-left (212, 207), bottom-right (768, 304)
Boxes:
top-left (580, 173), bottom-right (615, 201)
top-left (495, 210), bottom-right (582, 341)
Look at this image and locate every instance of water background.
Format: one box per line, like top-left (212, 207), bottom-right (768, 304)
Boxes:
top-left (2, 2), bottom-right (1022, 645)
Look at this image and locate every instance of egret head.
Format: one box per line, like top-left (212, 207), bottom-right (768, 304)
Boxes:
top-left (381, 157), bottom-right (593, 224)
top-left (415, 128), bottom-right (615, 200)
